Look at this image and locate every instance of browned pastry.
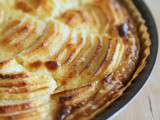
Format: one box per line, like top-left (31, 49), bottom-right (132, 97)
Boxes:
top-left (0, 0), bottom-right (150, 120)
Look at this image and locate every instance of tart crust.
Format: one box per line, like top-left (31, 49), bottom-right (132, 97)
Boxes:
top-left (0, 0), bottom-right (151, 120)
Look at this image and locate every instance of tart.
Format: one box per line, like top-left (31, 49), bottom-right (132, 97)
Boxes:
top-left (0, 0), bottom-right (151, 120)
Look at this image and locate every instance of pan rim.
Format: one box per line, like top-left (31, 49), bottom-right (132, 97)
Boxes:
top-left (95, 0), bottom-right (159, 119)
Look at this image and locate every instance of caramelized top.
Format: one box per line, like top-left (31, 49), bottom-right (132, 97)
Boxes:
top-left (0, 0), bottom-right (140, 120)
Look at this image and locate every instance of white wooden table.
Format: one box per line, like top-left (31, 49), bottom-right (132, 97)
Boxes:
top-left (113, 0), bottom-right (160, 120)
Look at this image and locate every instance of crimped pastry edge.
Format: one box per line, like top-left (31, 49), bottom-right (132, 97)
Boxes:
top-left (86, 0), bottom-right (151, 119)
top-left (0, 0), bottom-right (152, 119)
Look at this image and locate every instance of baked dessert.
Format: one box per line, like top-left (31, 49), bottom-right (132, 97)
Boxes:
top-left (0, 0), bottom-right (151, 120)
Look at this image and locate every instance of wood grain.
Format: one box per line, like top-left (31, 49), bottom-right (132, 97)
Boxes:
top-left (113, 0), bottom-right (160, 120)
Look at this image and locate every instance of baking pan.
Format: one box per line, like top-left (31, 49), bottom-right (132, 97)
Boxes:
top-left (96, 0), bottom-right (158, 119)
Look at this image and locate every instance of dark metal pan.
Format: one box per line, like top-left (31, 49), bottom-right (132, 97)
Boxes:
top-left (96, 0), bottom-right (158, 119)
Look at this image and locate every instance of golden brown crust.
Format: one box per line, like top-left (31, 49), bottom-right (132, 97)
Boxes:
top-left (0, 0), bottom-right (151, 120)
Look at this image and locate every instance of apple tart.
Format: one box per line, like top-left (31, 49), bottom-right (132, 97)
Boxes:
top-left (0, 0), bottom-right (151, 120)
